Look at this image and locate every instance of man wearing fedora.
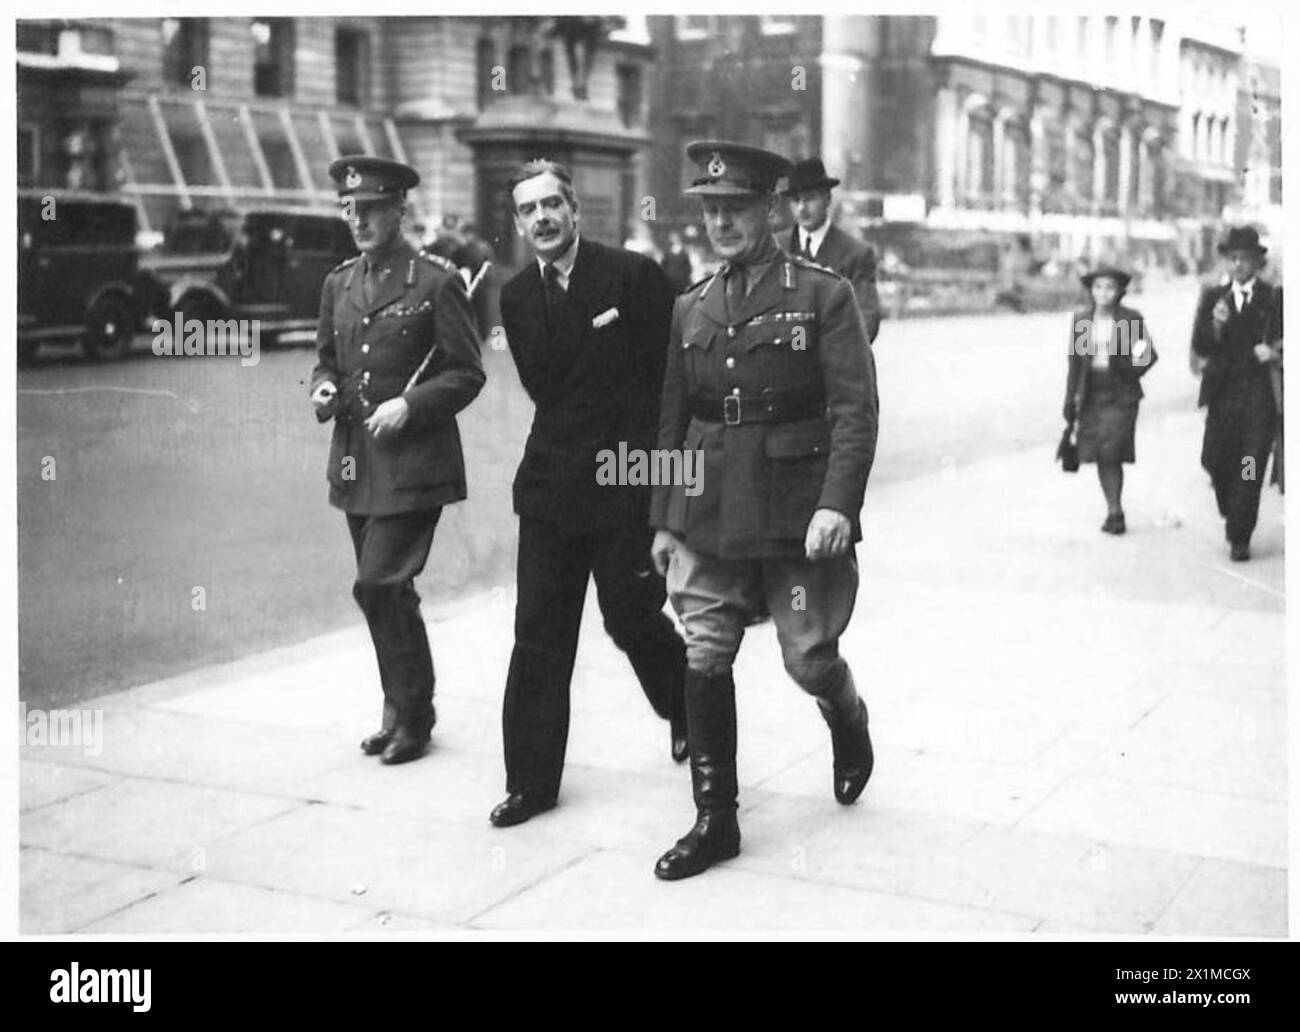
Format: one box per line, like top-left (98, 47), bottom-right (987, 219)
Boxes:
top-left (648, 140), bottom-right (879, 881)
top-left (1190, 225), bottom-right (1283, 561)
top-left (778, 158), bottom-right (881, 343)
top-left (309, 155), bottom-right (486, 763)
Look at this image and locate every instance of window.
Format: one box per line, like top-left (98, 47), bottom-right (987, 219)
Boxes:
top-left (1076, 17), bottom-right (1088, 55)
top-left (616, 63), bottom-right (643, 128)
top-left (252, 19), bottom-right (295, 98)
top-left (476, 37), bottom-right (496, 109)
top-left (171, 132), bottom-right (213, 186)
top-left (162, 18), bottom-right (209, 87)
top-left (18, 125), bottom-right (39, 186)
top-left (335, 28), bottom-right (370, 106)
top-left (17, 22), bottom-right (59, 55)
top-left (1104, 16), bottom-right (1117, 62)
top-left (292, 217), bottom-right (337, 253)
top-left (1150, 20), bottom-right (1164, 79)
top-left (1045, 16), bottom-right (1058, 51)
top-left (260, 137), bottom-right (298, 189)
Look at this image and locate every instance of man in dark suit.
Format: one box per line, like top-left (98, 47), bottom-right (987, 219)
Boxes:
top-left (489, 159), bottom-right (688, 828)
top-left (1190, 226), bottom-right (1283, 561)
top-left (778, 158), bottom-right (882, 343)
top-left (309, 156), bottom-right (486, 764)
top-left (649, 141), bottom-right (879, 881)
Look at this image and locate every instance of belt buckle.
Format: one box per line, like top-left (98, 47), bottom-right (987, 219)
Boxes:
top-left (723, 394), bottom-right (741, 426)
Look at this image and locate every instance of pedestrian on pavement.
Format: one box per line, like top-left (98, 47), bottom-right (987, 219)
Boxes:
top-left (1063, 265), bottom-right (1158, 535)
top-left (778, 157), bottom-right (882, 343)
top-left (649, 141), bottom-right (879, 881)
top-left (1189, 226), bottom-right (1283, 561)
top-left (660, 230), bottom-right (694, 295)
top-left (489, 159), bottom-right (688, 829)
top-left (309, 156), bottom-right (485, 765)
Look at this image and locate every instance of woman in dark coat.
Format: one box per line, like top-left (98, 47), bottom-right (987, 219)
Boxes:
top-left (1063, 265), bottom-right (1159, 533)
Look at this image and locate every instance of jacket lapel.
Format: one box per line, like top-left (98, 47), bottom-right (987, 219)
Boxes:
top-left (731, 258), bottom-right (785, 325)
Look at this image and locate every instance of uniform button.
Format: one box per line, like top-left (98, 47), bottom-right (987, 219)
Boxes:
top-left (725, 357), bottom-right (736, 369)
top-left (361, 344), bottom-right (370, 354)
top-left (731, 387), bottom-right (741, 395)
top-left (727, 327), bottom-right (737, 338)
top-left (362, 317), bottom-right (370, 326)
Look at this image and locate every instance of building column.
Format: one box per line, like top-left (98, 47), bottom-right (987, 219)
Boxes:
top-left (934, 85), bottom-right (957, 208)
top-left (821, 16), bottom-right (872, 191)
top-left (992, 112), bottom-right (1006, 207)
top-left (1117, 122), bottom-right (1135, 214)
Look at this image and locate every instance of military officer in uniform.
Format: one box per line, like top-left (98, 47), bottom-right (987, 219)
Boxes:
top-left (309, 156), bottom-right (485, 764)
top-left (649, 141), bottom-right (880, 881)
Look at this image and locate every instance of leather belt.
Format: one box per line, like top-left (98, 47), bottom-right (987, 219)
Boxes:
top-left (690, 388), bottom-right (826, 426)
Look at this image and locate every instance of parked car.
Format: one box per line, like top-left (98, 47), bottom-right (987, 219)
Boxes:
top-left (140, 207), bottom-right (357, 343)
top-left (18, 193), bottom-right (155, 362)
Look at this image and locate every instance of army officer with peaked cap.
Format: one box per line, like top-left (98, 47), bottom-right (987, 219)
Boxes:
top-left (309, 155), bottom-right (485, 764)
top-left (648, 141), bottom-right (880, 880)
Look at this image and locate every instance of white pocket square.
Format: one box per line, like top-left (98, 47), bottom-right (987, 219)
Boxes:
top-left (592, 307), bottom-right (620, 329)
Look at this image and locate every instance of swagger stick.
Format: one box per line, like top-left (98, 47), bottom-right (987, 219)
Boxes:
top-left (403, 261), bottom-right (492, 393)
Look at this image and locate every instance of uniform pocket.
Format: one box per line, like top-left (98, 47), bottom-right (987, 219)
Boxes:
top-left (764, 420), bottom-right (831, 538)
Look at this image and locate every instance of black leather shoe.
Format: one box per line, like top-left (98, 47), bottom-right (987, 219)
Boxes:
top-left (489, 793), bottom-right (556, 828)
top-left (670, 716), bottom-right (689, 764)
top-left (654, 812), bottom-right (740, 881)
top-left (361, 729), bottom-right (393, 756)
top-left (379, 731), bottom-right (429, 765)
top-left (1230, 542), bottom-right (1251, 562)
top-left (821, 696), bottom-right (874, 805)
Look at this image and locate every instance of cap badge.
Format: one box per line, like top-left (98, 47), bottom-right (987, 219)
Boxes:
top-left (706, 152), bottom-right (727, 178)
top-left (344, 166), bottom-right (362, 190)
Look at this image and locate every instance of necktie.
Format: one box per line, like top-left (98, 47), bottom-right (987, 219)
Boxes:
top-left (543, 263), bottom-right (564, 335)
top-left (802, 234), bottom-right (814, 260)
top-left (1236, 286), bottom-right (1251, 312)
top-left (364, 261), bottom-right (388, 306)
top-left (725, 263), bottom-right (745, 320)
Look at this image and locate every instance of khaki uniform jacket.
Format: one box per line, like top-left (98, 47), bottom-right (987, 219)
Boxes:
top-left (778, 223), bottom-right (882, 343)
top-left (310, 242), bottom-right (485, 516)
top-left (649, 251), bottom-right (879, 558)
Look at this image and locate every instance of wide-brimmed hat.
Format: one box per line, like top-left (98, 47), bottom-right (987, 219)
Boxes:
top-left (328, 155), bottom-right (419, 204)
top-left (1080, 264), bottom-right (1132, 290)
top-left (1217, 225), bottom-right (1268, 256)
top-left (683, 140), bottom-right (793, 197)
top-left (780, 158), bottom-right (840, 196)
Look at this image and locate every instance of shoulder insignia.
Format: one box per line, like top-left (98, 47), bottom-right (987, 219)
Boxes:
top-left (791, 254), bottom-right (839, 277)
top-left (419, 250), bottom-right (460, 273)
top-left (331, 255), bottom-right (361, 274)
top-left (685, 270), bottom-right (719, 298)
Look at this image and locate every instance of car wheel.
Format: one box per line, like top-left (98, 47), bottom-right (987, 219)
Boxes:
top-left (83, 296), bottom-right (135, 361)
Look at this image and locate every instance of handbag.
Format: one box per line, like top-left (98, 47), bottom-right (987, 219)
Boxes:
top-left (1056, 423), bottom-right (1079, 473)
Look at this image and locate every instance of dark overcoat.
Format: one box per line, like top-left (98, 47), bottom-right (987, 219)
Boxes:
top-left (501, 236), bottom-right (675, 534)
top-left (778, 223), bottom-right (882, 343)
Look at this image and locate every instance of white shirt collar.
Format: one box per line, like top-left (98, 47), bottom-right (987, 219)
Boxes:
top-left (538, 234), bottom-right (581, 290)
top-left (799, 219), bottom-right (832, 260)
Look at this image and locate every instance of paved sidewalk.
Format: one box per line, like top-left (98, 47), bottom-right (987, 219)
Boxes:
top-left (20, 402), bottom-right (1286, 936)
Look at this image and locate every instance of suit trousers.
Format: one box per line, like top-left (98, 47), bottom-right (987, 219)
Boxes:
top-left (503, 516), bottom-right (687, 800)
top-left (1202, 377), bottom-right (1277, 546)
top-left (347, 508), bottom-right (442, 736)
top-left (666, 539), bottom-right (859, 697)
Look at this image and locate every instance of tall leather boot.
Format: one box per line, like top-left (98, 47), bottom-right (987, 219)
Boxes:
top-left (815, 665), bottom-right (873, 805)
top-left (654, 669), bottom-right (740, 881)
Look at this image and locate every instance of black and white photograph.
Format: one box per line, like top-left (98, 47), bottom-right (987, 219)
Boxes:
top-left (8, 3), bottom-right (1292, 949)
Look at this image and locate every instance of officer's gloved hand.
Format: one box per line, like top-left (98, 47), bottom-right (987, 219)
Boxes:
top-left (311, 381), bottom-right (338, 419)
top-left (805, 508), bottom-right (851, 561)
top-left (364, 396), bottom-right (411, 438)
top-left (651, 530), bottom-right (678, 578)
